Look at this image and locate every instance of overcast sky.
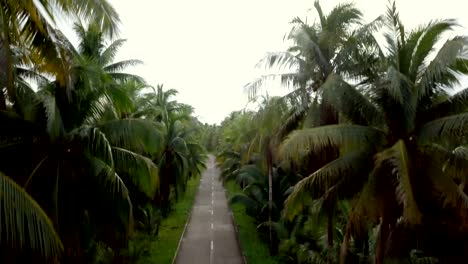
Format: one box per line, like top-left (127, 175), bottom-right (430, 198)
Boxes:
top-left (100, 0), bottom-right (468, 124)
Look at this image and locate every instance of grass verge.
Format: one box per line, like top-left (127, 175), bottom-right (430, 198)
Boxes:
top-left (134, 176), bottom-right (200, 264)
top-left (225, 180), bottom-right (280, 264)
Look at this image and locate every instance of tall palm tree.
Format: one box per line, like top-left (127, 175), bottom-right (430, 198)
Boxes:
top-left (281, 3), bottom-right (468, 263)
top-left (247, 96), bottom-right (292, 253)
top-left (246, 1), bottom-right (380, 123)
top-left (0, 21), bottom-right (162, 261)
top-left (253, 3), bottom-right (382, 261)
top-left (0, 0), bottom-right (120, 109)
top-left (134, 86), bottom-right (207, 214)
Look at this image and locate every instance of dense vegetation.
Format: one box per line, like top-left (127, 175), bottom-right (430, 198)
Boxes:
top-left (0, 0), bottom-right (206, 263)
top-left (215, 1), bottom-right (468, 263)
top-left (3, 1), bottom-right (468, 264)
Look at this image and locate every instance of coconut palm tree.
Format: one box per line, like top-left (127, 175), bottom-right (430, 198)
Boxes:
top-left (0, 21), bottom-right (163, 261)
top-left (281, 3), bottom-right (468, 263)
top-left (246, 0), bottom-right (381, 123)
top-left (247, 96), bottom-right (293, 252)
top-left (245, 5), bottom-right (384, 259)
top-left (0, 0), bottom-right (120, 109)
top-left (134, 85), bottom-right (207, 214)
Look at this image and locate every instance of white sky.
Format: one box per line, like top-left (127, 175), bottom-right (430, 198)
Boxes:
top-left (85, 0), bottom-right (468, 124)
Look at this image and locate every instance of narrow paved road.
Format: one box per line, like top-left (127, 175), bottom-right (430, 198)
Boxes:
top-left (174, 155), bottom-right (243, 264)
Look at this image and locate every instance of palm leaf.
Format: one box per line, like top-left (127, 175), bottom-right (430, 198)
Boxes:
top-left (441, 145), bottom-right (468, 182)
top-left (69, 126), bottom-right (114, 167)
top-left (283, 150), bottom-right (372, 220)
top-left (376, 140), bottom-right (422, 224)
top-left (112, 147), bottom-right (159, 197)
top-left (321, 73), bottom-right (384, 127)
top-left (419, 36), bottom-right (468, 97)
top-left (280, 125), bottom-right (386, 163)
top-left (0, 171), bottom-right (63, 257)
top-left (326, 2), bottom-right (362, 32)
top-left (104, 59), bottom-right (143, 73)
top-left (99, 39), bottom-right (126, 66)
top-left (98, 119), bottom-right (163, 157)
top-left (108, 73), bottom-right (145, 83)
top-left (275, 105), bottom-right (308, 141)
top-left (422, 88), bottom-right (468, 120)
top-left (419, 147), bottom-right (468, 213)
top-left (409, 19), bottom-right (458, 80)
top-left (418, 112), bottom-right (468, 146)
top-left (36, 89), bottom-right (64, 141)
top-left (55, 0), bottom-right (121, 38)
top-left (229, 193), bottom-right (261, 212)
top-left (87, 156), bottom-right (129, 198)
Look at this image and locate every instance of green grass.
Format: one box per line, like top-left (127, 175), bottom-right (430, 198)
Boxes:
top-left (134, 176), bottom-right (200, 264)
top-left (225, 181), bottom-right (280, 264)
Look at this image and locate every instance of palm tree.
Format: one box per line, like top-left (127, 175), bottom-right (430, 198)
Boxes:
top-left (134, 85), bottom-right (207, 214)
top-left (246, 0), bottom-right (380, 123)
top-left (247, 96), bottom-right (293, 253)
top-left (0, 0), bottom-right (120, 109)
top-left (0, 21), bottom-right (162, 261)
top-left (281, 3), bottom-right (468, 263)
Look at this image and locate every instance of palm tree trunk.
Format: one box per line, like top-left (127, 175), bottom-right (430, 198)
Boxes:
top-left (266, 146), bottom-right (274, 253)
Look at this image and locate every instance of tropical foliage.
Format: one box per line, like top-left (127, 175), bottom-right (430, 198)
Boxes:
top-left (215, 1), bottom-right (468, 263)
top-left (0, 1), bottom-right (206, 262)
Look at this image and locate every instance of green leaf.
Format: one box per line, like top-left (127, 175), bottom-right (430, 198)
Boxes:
top-left (418, 112), bottom-right (468, 146)
top-left (0, 171), bottom-right (63, 257)
top-left (99, 119), bottom-right (163, 157)
top-left (283, 150), bottom-right (371, 220)
top-left (322, 73), bottom-right (384, 127)
top-left (112, 147), bottom-right (159, 197)
top-left (280, 124), bottom-right (386, 163)
top-left (377, 140), bottom-right (422, 224)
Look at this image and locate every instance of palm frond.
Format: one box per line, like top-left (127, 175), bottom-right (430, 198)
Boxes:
top-left (376, 140), bottom-right (422, 224)
top-left (87, 156), bottom-right (129, 198)
top-left (422, 88), bottom-right (468, 120)
top-left (112, 147), bottom-right (159, 197)
top-left (419, 147), bottom-right (468, 213)
top-left (418, 112), bottom-right (468, 146)
top-left (37, 90), bottom-right (64, 141)
top-left (104, 59), bottom-right (143, 73)
top-left (409, 19), bottom-right (458, 80)
top-left (321, 73), bottom-right (384, 127)
top-left (326, 2), bottom-right (362, 32)
top-left (419, 36), bottom-right (468, 97)
top-left (283, 150), bottom-right (372, 220)
top-left (275, 105), bottom-right (307, 141)
top-left (56, 0), bottom-right (121, 38)
top-left (99, 39), bottom-right (126, 66)
top-left (0, 171), bottom-right (63, 257)
top-left (280, 125), bottom-right (386, 163)
top-left (237, 164), bottom-right (264, 185)
top-left (98, 119), bottom-right (163, 157)
top-left (108, 73), bottom-right (145, 83)
top-left (441, 145), bottom-right (468, 182)
top-left (229, 193), bottom-right (261, 212)
top-left (69, 126), bottom-right (114, 167)
top-left (256, 52), bottom-right (301, 71)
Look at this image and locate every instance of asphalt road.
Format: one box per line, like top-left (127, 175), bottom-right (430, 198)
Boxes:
top-left (174, 155), bottom-right (243, 264)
